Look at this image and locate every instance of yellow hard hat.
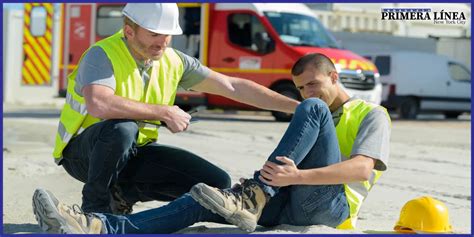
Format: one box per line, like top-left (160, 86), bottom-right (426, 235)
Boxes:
top-left (394, 196), bottom-right (452, 233)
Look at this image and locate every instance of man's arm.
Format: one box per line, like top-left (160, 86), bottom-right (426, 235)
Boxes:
top-left (82, 85), bottom-right (191, 133)
top-left (190, 70), bottom-right (300, 113)
top-left (298, 155), bottom-right (376, 184)
top-left (259, 155), bottom-right (376, 187)
top-left (75, 47), bottom-right (191, 133)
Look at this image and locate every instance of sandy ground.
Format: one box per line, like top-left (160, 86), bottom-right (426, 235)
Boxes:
top-left (2, 103), bottom-right (471, 234)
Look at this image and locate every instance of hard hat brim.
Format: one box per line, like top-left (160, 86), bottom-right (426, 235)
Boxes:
top-left (144, 27), bottom-right (183, 35)
top-left (394, 225), bottom-right (453, 234)
top-left (394, 225), bottom-right (416, 234)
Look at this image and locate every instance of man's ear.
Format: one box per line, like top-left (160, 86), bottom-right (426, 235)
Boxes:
top-left (123, 25), bottom-right (135, 39)
top-left (330, 71), bottom-right (339, 84)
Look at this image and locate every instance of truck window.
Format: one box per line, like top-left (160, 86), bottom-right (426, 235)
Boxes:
top-left (448, 62), bottom-right (471, 82)
top-left (97, 5), bottom-right (124, 37)
top-left (30, 7), bottom-right (47, 36)
top-left (172, 7), bottom-right (201, 58)
top-left (264, 11), bottom-right (339, 48)
top-left (374, 56), bottom-right (390, 76)
top-left (227, 13), bottom-right (275, 54)
top-left (183, 7), bottom-right (200, 35)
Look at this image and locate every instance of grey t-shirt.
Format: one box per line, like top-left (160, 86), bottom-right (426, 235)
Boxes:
top-left (332, 100), bottom-right (391, 171)
top-left (74, 46), bottom-right (210, 96)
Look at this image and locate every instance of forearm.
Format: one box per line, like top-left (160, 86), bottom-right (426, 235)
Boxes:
top-left (82, 85), bottom-right (192, 133)
top-left (192, 71), bottom-right (299, 113)
top-left (297, 156), bottom-right (376, 185)
top-left (87, 93), bottom-right (168, 121)
top-left (224, 77), bottom-right (299, 113)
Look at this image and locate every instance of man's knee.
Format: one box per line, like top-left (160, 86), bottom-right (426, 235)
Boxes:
top-left (217, 172), bottom-right (232, 189)
top-left (102, 119), bottom-right (139, 147)
top-left (211, 171), bottom-right (231, 189)
top-left (295, 98), bottom-right (330, 117)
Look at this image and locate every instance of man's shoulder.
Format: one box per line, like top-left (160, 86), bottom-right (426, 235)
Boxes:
top-left (85, 46), bottom-right (106, 56)
top-left (81, 46), bottom-right (110, 66)
top-left (362, 106), bottom-right (391, 128)
top-left (349, 99), bottom-right (389, 120)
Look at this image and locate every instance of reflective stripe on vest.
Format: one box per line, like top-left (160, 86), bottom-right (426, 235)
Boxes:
top-left (53, 30), bottom-right (184, 163)
top-left (335, 99), bottom-right (390, 230)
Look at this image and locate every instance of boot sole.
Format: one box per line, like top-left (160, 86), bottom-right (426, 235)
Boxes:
top-left (32, 189), bottom-right (74, 234)
top-left (190, 185), bottom-right (256, 232)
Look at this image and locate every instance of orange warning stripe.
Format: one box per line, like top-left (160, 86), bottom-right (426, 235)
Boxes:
top-left (23, 27), bottom-right (51, 67)
top-left (45, 6), bottom-right (53, 44)
top-left (37, 37), bottom-right (52, 58)
top-left (22, 66), bottom-right (36, 84)
top-left (24, 60), bottom-right (45, 84)
top-left (23, 9), bottom-right (51, 55)
top-left (24, 3), bottom-right (32, 12)
top-left (23, 33), bottom-right (48, 81)
top-left (23, 44), bottom-right (49, 82)
top-left (21, 3), bottom-right (53, 85)
top-left (24, 5), bottom-right (31, 25)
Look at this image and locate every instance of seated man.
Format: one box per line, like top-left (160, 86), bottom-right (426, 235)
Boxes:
top-left (32, 53), bottom-right (391, 234)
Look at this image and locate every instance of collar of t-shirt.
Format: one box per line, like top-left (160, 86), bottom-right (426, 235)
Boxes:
top-left (122, 37), bottom-right (153, 88)
top-left (331, 97), bottom-right (356, 126)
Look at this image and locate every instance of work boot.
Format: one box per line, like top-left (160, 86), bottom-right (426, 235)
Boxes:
top-left (109, 184), bottom-right (134, 215)
top-left (32, 188), bottom-right (105, 234)
top-left (190, 179), bottom-right (269, 232)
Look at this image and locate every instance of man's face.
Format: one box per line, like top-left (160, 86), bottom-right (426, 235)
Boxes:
top-left (293, 66), bottom-right (338, 106)
top-left (125, 25), bottom-right (172, 61)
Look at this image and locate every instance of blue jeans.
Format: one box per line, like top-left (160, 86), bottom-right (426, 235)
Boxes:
top-left (61, 119), bottom-right (231, 213)
top-left (95, 98), bottom-right (349, 233)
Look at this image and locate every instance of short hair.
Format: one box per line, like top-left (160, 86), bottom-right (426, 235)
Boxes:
top-left (291, 53), bottom-right (336, 76)
top-left (124, 16), bottom-right (139, 31)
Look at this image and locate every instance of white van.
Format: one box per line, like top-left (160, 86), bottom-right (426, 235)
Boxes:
top-left (364, 51), bottom-right (471, 119)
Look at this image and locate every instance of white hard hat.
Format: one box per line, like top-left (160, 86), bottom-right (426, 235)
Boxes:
top-left (122, 3), bottom-right (182, 35)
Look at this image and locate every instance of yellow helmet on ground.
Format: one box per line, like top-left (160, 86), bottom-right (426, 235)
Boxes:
top-left (394, 196), bottom-right (452, 233)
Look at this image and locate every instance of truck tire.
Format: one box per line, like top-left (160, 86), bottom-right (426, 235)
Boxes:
top-left (398, 98), bottom-right (419, 119)
top-left (444, 112), bottom-right (461, 119)
top-left (271, 83), bottom-right (302, 122)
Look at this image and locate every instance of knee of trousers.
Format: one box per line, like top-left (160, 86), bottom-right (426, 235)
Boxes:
top-left (101, 119), bottom-right (139, 149)
top-left (295, 98), bottom-right (330, 117)
top-left (212, 171), bottom-right (232, 189)
top-left (220, 172), bottom-right (232, 189)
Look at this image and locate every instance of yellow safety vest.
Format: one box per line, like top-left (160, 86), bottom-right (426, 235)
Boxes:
top-left (53, 30), bottom-right (184, 163)
top-left (335, 99), bottom-right (391, 229)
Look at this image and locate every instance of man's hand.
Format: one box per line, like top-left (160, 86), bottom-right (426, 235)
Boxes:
top-left (162, 106), bottom-right (191, 133)
top-left (258, 156), bottom-right (301, 187)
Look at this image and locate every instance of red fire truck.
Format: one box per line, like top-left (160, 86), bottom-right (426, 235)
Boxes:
top-left (57, 3), bottom-right (381, 121)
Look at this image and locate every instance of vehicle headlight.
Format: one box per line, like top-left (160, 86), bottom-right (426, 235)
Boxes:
top-left (374, 73), bottom-right (380, 84)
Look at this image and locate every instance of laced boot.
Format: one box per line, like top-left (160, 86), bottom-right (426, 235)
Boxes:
top-left (190, 179), bottom-right (269, 232)
top-left (32, 188), bottom-right (105, 234)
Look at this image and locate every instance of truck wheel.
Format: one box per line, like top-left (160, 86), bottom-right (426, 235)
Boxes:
top-left (398, 98), bottom-right (419, 119)
top-left (271, 83), bottom-right (301, 122)
top-left (444, 112), bottom-right (461, 119)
